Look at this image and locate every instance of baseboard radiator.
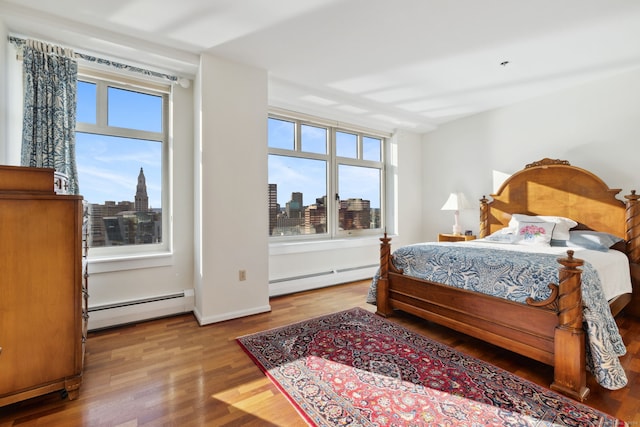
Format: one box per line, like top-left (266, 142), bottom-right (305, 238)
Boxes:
top-left (269, 264), bottom-right (377, 297)
top-left (88, 289), bottom-right (195, 331)
top-left (87, 265), bottom-right (375, 329)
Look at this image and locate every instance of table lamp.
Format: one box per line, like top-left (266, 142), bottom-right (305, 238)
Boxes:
top-left (441, 192), bottom-right (470, 235)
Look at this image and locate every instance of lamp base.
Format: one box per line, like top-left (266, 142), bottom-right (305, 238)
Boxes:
top-left (452, 224), bottom-right (462, 235)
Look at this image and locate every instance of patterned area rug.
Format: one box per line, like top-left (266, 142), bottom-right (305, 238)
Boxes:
top-left (237, 307), bottom-right (626, 427)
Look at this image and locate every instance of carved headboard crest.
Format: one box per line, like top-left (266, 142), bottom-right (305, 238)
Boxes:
top-left (525, 158), bottom-right (571, 169)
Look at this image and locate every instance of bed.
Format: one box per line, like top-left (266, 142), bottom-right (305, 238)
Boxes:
top-left (370, 158), bottom-right (640, 401)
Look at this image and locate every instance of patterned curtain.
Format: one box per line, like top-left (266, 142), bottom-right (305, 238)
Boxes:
top-left (21, 40), bottom-right (79, 195)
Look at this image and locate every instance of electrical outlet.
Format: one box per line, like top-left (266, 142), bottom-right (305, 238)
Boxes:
top-left (239, 270), bottom-right (246, 281)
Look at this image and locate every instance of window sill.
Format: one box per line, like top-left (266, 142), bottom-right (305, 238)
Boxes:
top-left (269, 235), bottom-right (392, 255)
top-left (88, 251), bottom-right (173, 274)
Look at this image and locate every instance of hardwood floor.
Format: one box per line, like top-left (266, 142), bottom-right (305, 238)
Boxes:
top-left (1, 280), bottom-right (638, 426)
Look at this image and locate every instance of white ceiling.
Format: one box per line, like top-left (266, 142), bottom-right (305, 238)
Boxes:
top-left (3, 0), bottom-right (640, 133)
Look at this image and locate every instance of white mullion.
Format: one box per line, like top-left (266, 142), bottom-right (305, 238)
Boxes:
top-left (75, 123), bottom-right (163, 142)
top-left (268, 148), bottom-right (326, 163)
top-left (96, 80), bottom-right (109, 127)
top-left (318, 124), bottom-right (332, 238)
top-left (329, 129), bottom-right (338, 238)
top-left (295, 121), bottom-right (301, 152)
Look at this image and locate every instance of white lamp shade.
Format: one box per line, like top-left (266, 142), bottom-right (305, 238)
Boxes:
top-left (441, 192), bottom-right (471, 235)
top-left (441, 192), bottom-right (471, 211)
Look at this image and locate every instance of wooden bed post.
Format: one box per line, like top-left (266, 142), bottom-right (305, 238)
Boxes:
top-left (479, 196), bottom-right (489, 238)
top-left (550, 250), bottom-right (589, 402)
top-left (624, 190), bottom-right (640, 317)
top-left (625, 190), bottom-right (640, 264)
top-left (376, 232), bottom-right (394, 317)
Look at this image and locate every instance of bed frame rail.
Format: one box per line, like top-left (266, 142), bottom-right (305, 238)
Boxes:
top-left (377, 233), bottom-right (589, 400)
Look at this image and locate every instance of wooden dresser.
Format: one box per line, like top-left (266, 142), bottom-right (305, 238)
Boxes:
top-left (0, 166), bottom-right (85, 406)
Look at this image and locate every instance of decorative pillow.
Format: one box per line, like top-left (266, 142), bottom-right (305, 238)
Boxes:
top-left (508, 214), bottom-right (577, 241)
top-left (515, 221), bottom-right (555, 245)
top-left (565, 230), bottom-right (624, 252)
top-left (484, 228), bottom-right (517, 243)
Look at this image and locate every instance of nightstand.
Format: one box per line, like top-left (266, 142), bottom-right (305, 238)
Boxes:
top-left (438, 233), bottom-right (476, 242)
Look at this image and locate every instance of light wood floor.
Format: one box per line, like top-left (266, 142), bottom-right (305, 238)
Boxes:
top-left (1, 280), bottom-right (638, 426)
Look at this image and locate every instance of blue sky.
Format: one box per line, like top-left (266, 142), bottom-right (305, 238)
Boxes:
top-left (76, 133), bottom-right (162, 208)
top-left (75, 84), bottom-right (380, 210)
top-left (268, 118), bottom-right (381, 208)
top-left (75, 82), bottom-right (162, 208)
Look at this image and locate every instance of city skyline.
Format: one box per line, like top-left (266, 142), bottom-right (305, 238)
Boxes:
top-left (268, 183), bottom-right (380, 236)
top-left (85, 168), bottom-right (162, 247)
top-left (268, 155), bottom-right (381, 209)
top-left (75, 134), bottom-right (162, 208)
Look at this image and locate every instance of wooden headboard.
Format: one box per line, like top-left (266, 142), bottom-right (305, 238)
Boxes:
top-left (479, 158), bottom-right (640, 263)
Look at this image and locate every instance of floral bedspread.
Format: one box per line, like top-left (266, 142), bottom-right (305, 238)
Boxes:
top-left (366, 242), bottom-right (628, 390)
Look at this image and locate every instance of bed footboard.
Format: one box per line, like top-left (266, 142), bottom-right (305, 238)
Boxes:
top-left (376, 234), bottom-right (590, 401)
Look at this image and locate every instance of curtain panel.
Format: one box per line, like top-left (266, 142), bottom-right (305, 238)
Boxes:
top-left (21, 42), bottom-right (79, 195)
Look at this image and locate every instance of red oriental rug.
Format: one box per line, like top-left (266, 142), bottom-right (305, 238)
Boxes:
top-left (237, 307), bottom-right (626, 427)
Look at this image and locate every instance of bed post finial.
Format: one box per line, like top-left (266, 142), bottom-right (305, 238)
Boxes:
top-left (625, 190), bottom-right (640, 264)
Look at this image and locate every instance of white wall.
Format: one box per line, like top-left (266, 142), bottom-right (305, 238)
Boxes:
top-left (393, 130), bottom-right (424, 247)
top-left (3, 42), bottom-right (22, 165)
top-left (0, 21), bottom-right (6, 159)
top-left (194, 54), bottom-right (270, 324)
top-left (422, 68), bottom-right (640, 242)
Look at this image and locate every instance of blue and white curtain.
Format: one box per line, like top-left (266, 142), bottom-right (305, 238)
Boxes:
top-left (21, 39), bottom-right (79, 195)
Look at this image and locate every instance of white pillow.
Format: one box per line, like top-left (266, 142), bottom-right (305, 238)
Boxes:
top-left (484, 228), bottom-right (517, 243)
top-left (515, 221), bottom-right (555, 245)
top-left (508, 214), bottom-right (577, 241)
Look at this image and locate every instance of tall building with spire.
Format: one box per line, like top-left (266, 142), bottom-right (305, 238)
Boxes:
top-left (135, 167), bottom-right (149, 212)
top-left (87, 167), bottom-right (161, 247)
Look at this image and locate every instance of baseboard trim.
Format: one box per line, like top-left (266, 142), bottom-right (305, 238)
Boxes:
top-left (88, 289), bottom-right (195, 331)
top-left (86, 265), bottom-right (376, 329)
top-left (193, 304), bottom-right (272, 326)
top-left (269, 265), bottom-right (377, 297)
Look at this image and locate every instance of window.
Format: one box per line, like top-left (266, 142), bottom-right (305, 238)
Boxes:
top-left (75, 71), bottom-right (169, 253)
top-left (268, 113), bottom-right (385, 239)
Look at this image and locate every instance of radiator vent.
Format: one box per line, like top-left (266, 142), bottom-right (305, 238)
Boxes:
top-left (337, 264), bottom-right (378, 273)
top-left (268, 264), bottom-right (377, 284)
top-left (268, 264), bottom-right (377, 297)
top-left (87, 290), bottom-right (194, 331)
top-left (269, 271), bottom-right (333, 284)
top-left (88, 292), bottom-right (186, 312)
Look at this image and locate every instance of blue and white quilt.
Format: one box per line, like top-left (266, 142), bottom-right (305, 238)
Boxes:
top-left (367, 242), bottom-right (628, 390)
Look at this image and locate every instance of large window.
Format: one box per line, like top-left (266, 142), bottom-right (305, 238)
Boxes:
top-left (268, 114), bottom-right (385, 239)
top-left (75, 71), bottom-right (168, 252)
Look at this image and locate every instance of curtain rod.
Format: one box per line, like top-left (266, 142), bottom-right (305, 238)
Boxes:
top-left (8, 35), bottom-right (188, 87)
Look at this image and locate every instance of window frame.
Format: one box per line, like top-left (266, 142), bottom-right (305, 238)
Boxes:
top-left (268, 110), bottom-right (386, 241)
top-left (76, 68), bottom-right (171, 259)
